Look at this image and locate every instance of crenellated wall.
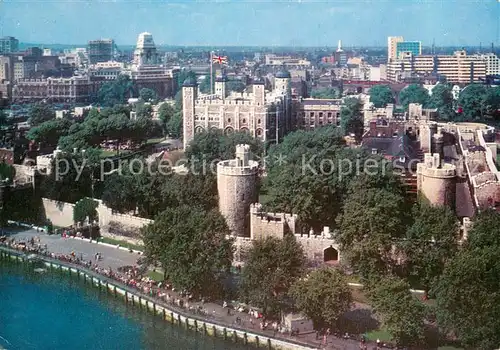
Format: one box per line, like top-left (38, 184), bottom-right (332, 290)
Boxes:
top-left (42, 198), bottom-right (75, 228)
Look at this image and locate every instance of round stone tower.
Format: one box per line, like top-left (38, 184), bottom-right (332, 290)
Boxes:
top-left (217, 144), bottom-right (259, 237)
top-left (417, 153), bottom-right (457, 209)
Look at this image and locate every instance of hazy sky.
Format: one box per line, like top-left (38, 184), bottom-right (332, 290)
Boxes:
top-left (1, 0), bottom-right (499, 47)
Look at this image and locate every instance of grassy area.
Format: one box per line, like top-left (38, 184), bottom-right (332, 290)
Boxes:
top-left (98, 237), bottom-right (144, 251)
top-left (146, 137), bottom-right (165, 145)
top-left (146, 270), bottom-right (164, 282)
top-left (365, 329), bottom-right (392, 342)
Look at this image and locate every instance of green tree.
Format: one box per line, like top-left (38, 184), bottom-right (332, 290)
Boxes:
top-left (139, 88), bottom-right (157, 102)
top-left (264, 126), bottom-right (364, 230)
top-left (369, 85), bottom-right (394, 108)
top-left (433, 210), bottom-right (500, 350)
top-left (73, 198), bottom-right (98, 224)
top-left (28, 103), bottom-right (55, 126)
top-left (176, 69), bottom-right (196, 89)
top-left (428, 84), bottom-right (455, 120)
top-left (399, 84), bottom-right (430, 110)
top-left (26, 118), bottom-right (73, 147)
top-left (290, 267), bottom-right (352, 330)
top-left (165, 111), bottom-right (182, 138)
top-left (458, 84), bottom-right (500, 120)
top-left (226, 79), bottom-right (246, 93)
top-left (240, 235), bottom-right (306, 318)
top-left (135, 102), bottom-right (153, 119)
top-left (340, 97), bottom-right (363, 142)
top-left (97, 74), bottom-right (133, 107)
top-left (399, 204), bottom-right (459, 293)
top-left (0, 163), bottom-right (15, 183)
top-left (337, 174), bottom-right (410, 279)
top-left (142, 205), bottom-right (233, 297)
top-left (311, 87), bottom-right (341, 99)
top-left (367, 276), bottom-right (426, 347)
top-left (0, 108), bottom-right (8, 127)
top-left (185, 129), bottom-right (261, 172)
top-left (157, 103), bottom-right (176, 135)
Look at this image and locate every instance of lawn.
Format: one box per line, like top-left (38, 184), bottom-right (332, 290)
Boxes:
top-left (98, 237), bottom-right (144, 251)
top-left (365, 329), bottom-right (392, 342)
top-left (146, 137), bottom-right (165, 145)
top-left (146, 270), bottom-right (164, 282)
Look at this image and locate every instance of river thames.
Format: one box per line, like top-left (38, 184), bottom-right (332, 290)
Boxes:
top-left (0, 262), bottom-right (251, 350)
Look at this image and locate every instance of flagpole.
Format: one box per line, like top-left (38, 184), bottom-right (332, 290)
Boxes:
top-left (210, 50), bottom-right (214, 95)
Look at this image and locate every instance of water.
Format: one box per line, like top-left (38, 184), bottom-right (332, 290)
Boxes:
top-left (0, 262), bottom-right (251, 350)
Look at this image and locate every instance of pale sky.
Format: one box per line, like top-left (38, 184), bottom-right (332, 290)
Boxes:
top-left (1, 0), bottom-right (499, 47)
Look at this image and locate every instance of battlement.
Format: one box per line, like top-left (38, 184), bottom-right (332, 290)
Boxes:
top-left (249, 203), bottom-right (298, 223)
top-left (417, 153), bottom-right (456, 178)
top-left (217, 160), bottom-right (259, 176)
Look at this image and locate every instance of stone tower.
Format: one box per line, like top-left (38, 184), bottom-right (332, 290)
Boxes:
top-left (217, 144), bottom-right (259, 237)
top-left (214, 74), bottom-right (227, 100)
top-left (417, 153), bottom-right (457, 209)
top-left (274, 67), bottom-right (291, 96)
top-left (133, 32), bottom-right (158, 66)
top-left (182, 76), bottom-right (197, 149)
top-left (252, 77), bottom-right (265, 106)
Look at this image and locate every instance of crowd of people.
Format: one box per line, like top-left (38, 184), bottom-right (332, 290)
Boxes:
top-left (0, 235), bottom-right (392, 350)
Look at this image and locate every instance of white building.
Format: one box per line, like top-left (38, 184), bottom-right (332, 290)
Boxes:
top-left (133, 32), bottom-right (159, 66)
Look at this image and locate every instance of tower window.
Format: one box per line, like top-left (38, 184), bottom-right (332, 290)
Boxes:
top-left (242, 118), bottom-right (247, 123)
top-left (227, 118), bottom-right (231, 123)
top-left (257, 119), bottom-right (261, 124)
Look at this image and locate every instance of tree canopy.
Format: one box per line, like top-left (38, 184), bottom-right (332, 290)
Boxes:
top-left (290, 267), bottom-right (352, 330)
top-left (28, 103), bottom-right (55, 126)
top-left (73, 198), bottom-right (98, 224)
top-left (26, 118), bottom-right (73, 147)
top-left (369, 85), bottom-right (394, 108)
top-left (311, 87), bottom-right (342, 99)
top-left (240, 235), bottom-right (306, 318)
top-left (399, 84), bottom-right (430, 110)
top-left (340, 97), bottom-right (363, 142)
top-left (366, 276), bottom-right (426, 347)
top-left (434, 210), bottom-right (500, 350)
top-left (97, 74), bottom-right (134, 107)
top-left (139, 88), bottom-right (157, 102)
top-left (142, 205), bottom-right (233, 298)
top-left (458, 84), bottom-right (500, 120)
top-left (428, 84), bottom-right (455, 121)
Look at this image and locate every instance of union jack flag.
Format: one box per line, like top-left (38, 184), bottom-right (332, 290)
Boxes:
top-left (212, 54), bottom-right (228, 65)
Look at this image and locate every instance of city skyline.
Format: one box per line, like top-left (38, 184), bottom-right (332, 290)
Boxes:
top-left (1, 0), bottom-right (499, 47)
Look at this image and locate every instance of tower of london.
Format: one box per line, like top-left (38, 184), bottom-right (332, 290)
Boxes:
top-left (182, 69), bottom-right (293, 149)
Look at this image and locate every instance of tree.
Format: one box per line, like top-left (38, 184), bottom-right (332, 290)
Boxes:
top-left (28, 103), bottom-right (55, 126)
top-left (135, 102), bottom-right (153, 119)
top-left (458, 84), bottom-right (500, 120)
top-left (367, 276), bottom-right (426, 347)
top-left (0, 108), bottom-right (7, 127)
top-left (101, 171), bottom-right (140, 214)
top-left (240, 235), bottom-right (306, 318)
top-left (337, 174), bottom-right (410, 279)
top-left (226, 79), bottom-right (246, 93)
top-left (139, 88), bottom-right (157, 102)
top-left (264, 126), bottom-right (363, 230)
top-left (428, 84), bottom-right (455, 121)
top-left (185, 129), bottom-right (261, 172)
top-left (340, 97), bottom-right (363, 142)
top-left (142, 205), bottom-right (233, 298)
top-left (311, 87), bottom-right (341, 99)
top-left (157, 103), bottom-right (176, 135)
top-left (433, 210), bottom-right (500, 350)
top-left (399, 84), bottom-right (430, 110)
top-left (399, 204), bottom-right (459, 293)
top-left (26, 118), bottom-right (73, 147)
top-left (97, 74), bottom-right (133, 107)
top-left (369, 85), bottom-right (394, 108)
top-left (290, 267), bottom-right (352, 330)
top-left (165, 111), bottom-right (182, 138)
top-left (0, 163), bottom-right (15, 183)
top-left (176, 69), bottom-right (196, 89)
top-left (73, 198), bottom-right (98, 224)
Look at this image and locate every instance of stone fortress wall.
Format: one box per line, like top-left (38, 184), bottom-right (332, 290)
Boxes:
top-left (416, 153), bottom-right (457, 208)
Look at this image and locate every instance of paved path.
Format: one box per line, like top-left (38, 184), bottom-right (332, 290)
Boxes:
top-left (4, 227), bottom-right (368, 350)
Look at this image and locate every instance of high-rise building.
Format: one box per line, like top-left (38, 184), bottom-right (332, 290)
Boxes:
top-left (396, 41), bottom-right (421, 59)
top-left (88, 39), bottom-right (115, 64)
top-left (0, 36), bottom-right (19, 54)
top-left (387, 36), bottom-right (404, 62)
top-left (474, 53), bottom-right (500, 75)
top-left (386, 50), bottom-right (487, 83)
top-left (133, 32), bottom-right (159, 66)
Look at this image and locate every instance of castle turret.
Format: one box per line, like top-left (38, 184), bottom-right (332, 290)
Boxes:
top-left (217, 144), bottom-right (259, 237)
top-left (215, 74), bottom-right (227, 100)
top-left (274, 68), bottom-right (291, 96)
top-left (252, 77), bottom-right (265, 106)
top-left (182, 76), bottom-right (198, 149)
top-left (417, 153), bottom-right (457, 209)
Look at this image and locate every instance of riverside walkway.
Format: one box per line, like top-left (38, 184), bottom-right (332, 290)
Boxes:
top-left (3, 228), bottom-right (368, 350)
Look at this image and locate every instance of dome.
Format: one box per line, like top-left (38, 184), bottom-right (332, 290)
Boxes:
top-left (183, 76), bottom-right (198, 87)
top-left (275, 68), bottom-right (291, 79)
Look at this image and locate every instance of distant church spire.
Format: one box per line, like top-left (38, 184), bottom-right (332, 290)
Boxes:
top-left (336, 40), bottom-right (343, 53)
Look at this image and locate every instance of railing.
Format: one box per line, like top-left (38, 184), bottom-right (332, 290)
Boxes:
top-left (0, 245), bottom-right (317, 350)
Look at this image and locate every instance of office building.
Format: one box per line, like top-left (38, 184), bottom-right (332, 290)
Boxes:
top-left (0, 37), bottom-right (19, 54)
top-left (396, 41), bottom-right (421, 59)
top-left (474, 53), bottom-right (500, 75)
top-left (88, 39), bottom-right (115, 64)
top-left (133, 32), bottom-right (159, 66)
top-left (386, 50), bottom-right (486, 83)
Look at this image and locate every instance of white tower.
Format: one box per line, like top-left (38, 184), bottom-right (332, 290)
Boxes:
top-left (337, 40), bottom-right (343, 53)
top-left (274, 68), bottom-right (291, 96)
top-left (182, 76), bottom-right (198, 149)
top-left (214, 74), bottom-right (227, 100)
